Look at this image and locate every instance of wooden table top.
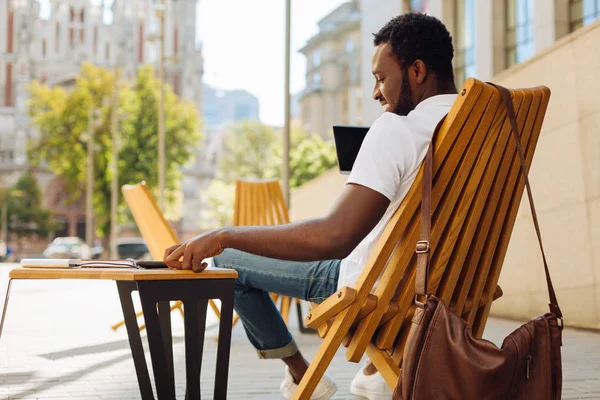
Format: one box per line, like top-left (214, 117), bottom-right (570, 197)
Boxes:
top-left (9, 267), bottom-right (238, 281)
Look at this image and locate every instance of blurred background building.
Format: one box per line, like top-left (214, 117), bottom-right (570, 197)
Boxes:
top-left (0, 0), bottom-right (205, 237)
top-left (298, 0), bottom-right (361, 138)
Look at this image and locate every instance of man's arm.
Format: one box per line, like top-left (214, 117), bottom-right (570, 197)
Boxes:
top-left (164, 183), bottom-right (390, 269)
top-left (221, 183), bottom-right (390, 261)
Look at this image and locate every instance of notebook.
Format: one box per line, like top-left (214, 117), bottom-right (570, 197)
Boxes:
top-left (20, 259), bottom-right (168, 269)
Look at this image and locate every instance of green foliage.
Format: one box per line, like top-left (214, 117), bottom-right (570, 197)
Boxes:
top-left (202, 121), bottom-right (337, 228)
top-left (218, 121), bottom-right (280, 182)
top-left (200, 180), bottom-right (236, 229)
top-left (0, 171), bottom-right (56, 241)
top-left (27, 63), bottom-right (201, 238)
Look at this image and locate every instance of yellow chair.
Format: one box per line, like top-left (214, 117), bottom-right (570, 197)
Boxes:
top-left (293, 79), bottom-right (550, 399)
top-left (110, 182), bottom-right (221, 331)
top-left (232, 179), bottom-right (300, 327)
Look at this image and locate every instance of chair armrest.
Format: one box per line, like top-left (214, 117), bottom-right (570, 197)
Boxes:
top-left (305, 286), bottom-right (357, 329)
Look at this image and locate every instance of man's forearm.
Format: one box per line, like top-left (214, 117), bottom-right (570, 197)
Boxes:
top-left (218, 218), bottom-right (350, 262)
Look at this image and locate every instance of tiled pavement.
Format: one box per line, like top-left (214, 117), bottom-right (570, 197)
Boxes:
top-left (0, 263), bottom-right (599, 399)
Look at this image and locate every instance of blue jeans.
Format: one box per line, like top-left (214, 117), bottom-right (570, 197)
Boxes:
top-left (212, 249), bottom-right (340, 359)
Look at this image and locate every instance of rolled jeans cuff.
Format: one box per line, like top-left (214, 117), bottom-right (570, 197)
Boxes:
top-left (256, 339), bottom-right (299, 359)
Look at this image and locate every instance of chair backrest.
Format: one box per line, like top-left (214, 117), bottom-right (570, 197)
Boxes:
top-left (233, 179), bottom-right (290, 226)
top-left (121, 182), bottom-right (179, 261)
top-left (343, 79), bottom-right (550, 365)
top-left (122, 179), bottom-right (290, 260)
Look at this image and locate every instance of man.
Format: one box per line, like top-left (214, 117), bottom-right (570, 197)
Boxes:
top-left (165, 13), bottom-right (458, 400)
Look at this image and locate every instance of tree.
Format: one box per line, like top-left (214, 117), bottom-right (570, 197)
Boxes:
top-left (28, 63), bottom-right (201, 240)
top-left (218, 121), bottom-right (281, 183)
top-left (202, 121), bottom-right (337, 228)
top-left (0, 171), bottom-right (56, 246)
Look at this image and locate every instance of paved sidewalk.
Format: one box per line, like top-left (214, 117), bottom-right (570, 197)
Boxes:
top-left (0, 263), bottom-right (599, 399)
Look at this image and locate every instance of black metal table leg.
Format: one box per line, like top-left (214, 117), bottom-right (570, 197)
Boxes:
top-left (116, 281), bottom-right (154, 400)
top-left (139, 287), bottom-right (177, 400)
top-left (184, 299), bottom-right (208, 400)
top-left (158, 301), bottom-right (175, 385)
top-left (133, 279), bottom-right (235, 400)
top-left (214, 280), bottom-right (234, 400)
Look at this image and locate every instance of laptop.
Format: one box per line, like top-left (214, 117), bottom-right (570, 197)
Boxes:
top-left (332, 125), bottom-right (370, 175)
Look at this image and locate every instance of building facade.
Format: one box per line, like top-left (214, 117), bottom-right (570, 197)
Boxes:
top-left (0, 0), bottom-right (206, 238)
top-left (361, 0), bottom-right (600, 124)
top-left (299, 0), bottom-right (362, 138)
top-left (301, 1), bottom-right (600, 129)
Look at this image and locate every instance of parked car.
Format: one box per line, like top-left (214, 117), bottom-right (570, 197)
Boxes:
top-left (43, 237), bottom-right (92, 259)
top-left (117, 238), bottom-right (152, 260)
top-left (91, 240), bottom-right (104, 259)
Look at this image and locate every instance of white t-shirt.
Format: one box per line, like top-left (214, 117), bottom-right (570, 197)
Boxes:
top-left (337, 94), bottom-right (457, 289)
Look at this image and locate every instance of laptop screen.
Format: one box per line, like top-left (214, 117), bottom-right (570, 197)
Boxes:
top-left (332, 125), bottom-right (370, 175)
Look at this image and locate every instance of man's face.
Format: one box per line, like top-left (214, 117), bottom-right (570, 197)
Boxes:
top-left (371, 42), bottom-right (415, 116)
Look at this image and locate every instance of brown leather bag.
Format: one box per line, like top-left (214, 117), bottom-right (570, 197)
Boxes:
top-left (394, 83), bottom-right (564, 400)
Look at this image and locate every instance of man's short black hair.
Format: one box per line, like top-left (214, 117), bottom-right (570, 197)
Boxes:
top-left (373, 13), bottom-right (455, 85)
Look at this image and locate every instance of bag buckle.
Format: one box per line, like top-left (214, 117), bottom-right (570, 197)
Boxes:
top-left (415, 293), bottom-right (428, 308)
top-left (416, 240), bottom-right (430, 254)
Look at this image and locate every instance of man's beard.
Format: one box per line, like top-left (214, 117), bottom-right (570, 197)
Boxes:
top-left (392, 71), bottom-right (416, 116)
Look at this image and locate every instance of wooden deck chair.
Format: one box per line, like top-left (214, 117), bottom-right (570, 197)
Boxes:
top-left (292, 79), bottom-right (550, 399)
top-left (232, 179), bottom-right (309, 331)
top-left (110, 182), bottom-right (222, 331)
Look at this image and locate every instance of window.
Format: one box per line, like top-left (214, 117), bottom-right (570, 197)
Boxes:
top-left (408, 0), bottom-right (428, 13)
top-left (37, 0), bottom-right (52, 20)
top-left (506, 0), bottom-right (535, 68)
top-left (93, 25), bottom-right (98, 56)
top-left (345, 39), bottom-right (354, 54)
top-left (138, 22), bottom-right (144, 63)
top-left (105, 42), bottom-right (110, 61)
top-left (174, 27), bottom-right (179, 56)
top-left (55, 22), bottom-right (60, 52)
top-left (312, 51), bottom-right (320, 68)
top-left (570, 0), bottom-right (600, 31)
top-left (4, 64), bottom-right (13, 107)
top-left (312, 72), bottom-right (321, 85)
top-left (102, 0), bottom-right (115, 25)
top-left (454, 0), bottom-right (476, 86)
top-left (42, 39), bottom-right (47, 58)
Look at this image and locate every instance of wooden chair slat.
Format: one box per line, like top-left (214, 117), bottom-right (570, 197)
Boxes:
top-left (471, 87), bottom-right (550, 337)
top-left (436, 97), bottom-right (520, 305)
top-left (463, 88), bottom-right (542, 329)
top-left (452, 90), bottom-right (534, 316)
top-left (371, 83), bottom-right (497, 352)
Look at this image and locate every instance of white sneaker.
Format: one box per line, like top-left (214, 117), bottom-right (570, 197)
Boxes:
top-left (350, 364), bottom-right (393, 400)
top-left (280, 366), bottom-right (337, 400)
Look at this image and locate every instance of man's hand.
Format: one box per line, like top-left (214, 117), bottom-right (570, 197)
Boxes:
top-left (163, 230), bottom-right (226, 272)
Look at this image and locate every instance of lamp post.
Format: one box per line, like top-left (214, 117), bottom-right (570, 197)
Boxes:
top-left (155, 1), bottom-right (166, 212)
top-left (86, 107), bottom-right (95, 247)
top-left (283, 0), bottom-right (291, 208)
top-left (110, 67), bottom-right (120, 259)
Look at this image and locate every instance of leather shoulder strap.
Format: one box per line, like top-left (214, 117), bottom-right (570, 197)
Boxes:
top-left (415, 84), bottom-right (562, 321)
top-left (415, 117), bottom-right (445, 298)
top-left (488, 83), bottom-right (562, 319)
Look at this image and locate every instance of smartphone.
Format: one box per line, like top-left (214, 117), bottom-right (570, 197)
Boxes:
top-left (136, 260), bottom-right (169, 269)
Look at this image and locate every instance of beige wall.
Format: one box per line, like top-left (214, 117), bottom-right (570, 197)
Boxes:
top-left (289, 168), bottom-right (347, 222)
top-left (490, 20), bottom-right (600, 329)
top-left (291, 20), bottom-right (600, 329)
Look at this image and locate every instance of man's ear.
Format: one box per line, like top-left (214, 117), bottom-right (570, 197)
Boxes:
top-left (412, 60), bottom-right (428, 84)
